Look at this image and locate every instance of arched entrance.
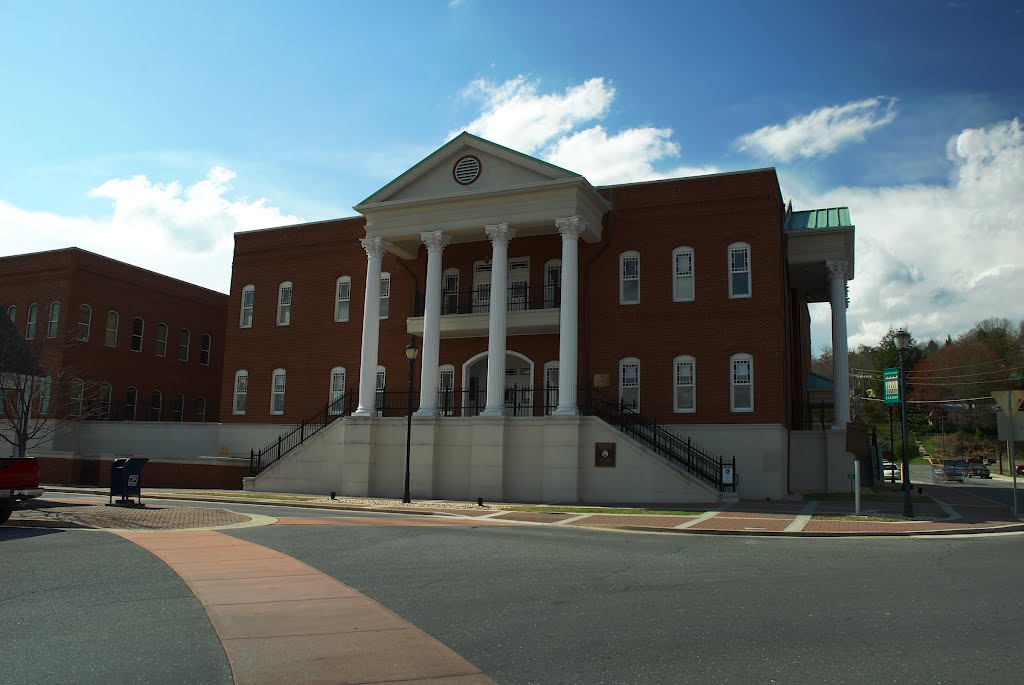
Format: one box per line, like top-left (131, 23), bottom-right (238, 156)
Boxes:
top-left (462, 351), bottom-right (535, 416)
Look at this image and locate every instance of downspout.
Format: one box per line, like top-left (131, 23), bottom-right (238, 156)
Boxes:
top-left (582, 190), bottom-right (614, 414)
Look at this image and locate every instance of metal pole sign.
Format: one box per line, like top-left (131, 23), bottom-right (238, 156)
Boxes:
top-left (992, 390), bottom-right (1024, 520)
top-left (883, 368), bottom-right (900, 404)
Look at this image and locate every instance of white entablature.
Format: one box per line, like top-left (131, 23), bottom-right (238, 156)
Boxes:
top-left (353, 132), bottom-right (610, 258)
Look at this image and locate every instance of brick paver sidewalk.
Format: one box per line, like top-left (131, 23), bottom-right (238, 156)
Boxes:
top-left (11, 496), bottom-right (250, 530)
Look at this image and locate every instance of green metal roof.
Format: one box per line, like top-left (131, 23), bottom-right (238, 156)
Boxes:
top-left (808, 372), bottom-right (834, 389)
top-left (785, 206), bottom-right (852, 230)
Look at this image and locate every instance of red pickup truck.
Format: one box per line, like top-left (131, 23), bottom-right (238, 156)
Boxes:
top-left (0, 457), bottom-right (43, 524)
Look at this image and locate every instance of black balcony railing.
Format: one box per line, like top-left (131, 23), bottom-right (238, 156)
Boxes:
top-left (416, 282), bottom-right (560, 316)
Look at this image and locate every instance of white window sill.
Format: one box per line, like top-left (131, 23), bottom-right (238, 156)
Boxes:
top-left (730, 407), bottom-right (754, 413)
top-left (673, 408), bottom-right (696, 414)
top-left (239, 324), bottom-right (252, 329)
top-left (672, 297), bottom-right (695, 303)
top-left (728, 294), bottom-right (752, 300)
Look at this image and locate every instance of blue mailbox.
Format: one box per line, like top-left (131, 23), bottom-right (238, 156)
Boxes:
top-left (109, 457), bottom-right (149, 505)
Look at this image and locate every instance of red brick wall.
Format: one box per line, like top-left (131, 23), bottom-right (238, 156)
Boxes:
top-left (219, 170), bottom-right (796, 427)
top-left (37, 455), bottom-right (246, 490)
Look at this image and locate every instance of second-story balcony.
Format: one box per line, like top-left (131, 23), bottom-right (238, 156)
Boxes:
top-left (408, 282), bottom-right (561, 338)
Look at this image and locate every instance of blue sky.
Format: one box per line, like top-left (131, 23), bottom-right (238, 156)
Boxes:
top-left (1, 0), bottom-right (1022, 354)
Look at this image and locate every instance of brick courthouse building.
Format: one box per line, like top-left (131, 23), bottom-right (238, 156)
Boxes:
top-left (226, 133), bottom-right (857, 503)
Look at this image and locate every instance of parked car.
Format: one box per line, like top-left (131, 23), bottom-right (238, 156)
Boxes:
top-left (934, 459), bottom-right (968, 483)
top-left (882, 461), bottom-right (902, 480)
top-left (968, 463), bottom-right (992, 479)
top-left (1017, 464), bottom-right (1024, 477)
top-left (0, 457), bottom-right (43, 525)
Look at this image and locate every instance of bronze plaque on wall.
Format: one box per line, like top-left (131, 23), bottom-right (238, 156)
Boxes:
top-left (593, 373), bottom-right (611, 388)
top-left (595, 442), bottom-right (616, 467)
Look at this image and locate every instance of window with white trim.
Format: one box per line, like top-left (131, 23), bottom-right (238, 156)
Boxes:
top-left (69, 378), bottom-right (84, 417)
top-left (6, 305), bottom-right (14, 324)
top-left (38, 376), bottom-right (52, 415)
top-left (374, 366), bottom-right (386, 412)
top-left (270, 368), bottom-right (286, 415)
top-left (200, 334), bottom-right (212, 366)
top-left (672, 247), bottom-right (694, 302)
top-left (76, 304), bottom-right (92, 341)
top-left (544, 260), bottom-right (561, 309)
top-left (728, 242), bottom-right (751, 298)
top-left (329, 366), bottom-right (346, 414)
top-left (47, 301), bottom-right (60, 338)
top-left (379, 273), bottom-right (391, 319)
top-left (543, 361), bottom-right (559, 415)
top-left (99, 383), bottom-right (112, 420)
top-left (194, 397), bottom-right (207, 422)
top-left (25, 304), bottom-right (38, 340)
top-left (131, 317), bottom-right (144, 352)
top-left (731, 353), bottom-right (753, 412)
top-left (173, 393), bottom-right (185, 422)
top-left (335, 276), bottom-right (351, 322)
top-left (442, 269), bottom-right (459, 315)
top-left (620, 252), bottom-right (640, 304)
top-left (233, 371), bottom-right (248, 415)
top-left (439, 364), bottom-right (456, 416)
top-left (105, 311), bottom-right (118, 347)
top-left (240, 285), bottom-right (255, 328)
top-left (178, 329), bottom-right (190, 361)
top-left (155, 323), bottom-right (167, 357)
top-left (619, 357), bottom-right (640, 411)
top-left (673, 355), bottom-right (696, 413)
top-left (150, 390), bottom-right (163, 421)
top-left (124, 387), bottom-right (138, 421)
top-left (277, 281), bottom-right (292, 326)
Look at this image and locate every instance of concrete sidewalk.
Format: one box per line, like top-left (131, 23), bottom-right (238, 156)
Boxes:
top-left (33, 484), bottom-right (1024, 536)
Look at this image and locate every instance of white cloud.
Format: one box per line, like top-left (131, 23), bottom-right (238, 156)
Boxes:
top-left (454, 75), bottom-right (716, 184)
top-left (804, 118), bottom-right (1024, 351)
top-left (0, 167), bottom-right (302, 293)
top-left (737, 97), bottom-right (898, 161)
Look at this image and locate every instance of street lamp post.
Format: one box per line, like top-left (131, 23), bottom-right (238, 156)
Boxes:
top-left (894, 329), bottom-right (913, 518)
top-left (402, 339), bottom-right (419, 504)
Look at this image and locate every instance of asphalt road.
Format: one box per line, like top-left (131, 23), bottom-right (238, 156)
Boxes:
top-left (4, 496), bottom-right (1023, 685)
top-left (910, 464), bottom-right (1024, 510)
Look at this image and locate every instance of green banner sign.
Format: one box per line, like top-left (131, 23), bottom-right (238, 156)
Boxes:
top-left (883, 368), bottom-right (900, 405)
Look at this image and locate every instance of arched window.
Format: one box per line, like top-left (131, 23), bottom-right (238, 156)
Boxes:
top-left (76, 304), bottom-right (92, 341)
top-left (124, 387), bottom-right (138, 421)
top-left (270, 368), bottom-right (286, 415)
top-left (439, 364), bottom-right (456, 416)
top-left (47, 301), bottom-right (60, 338)
top-left (25, 303), bottom-right (38, 340)
top-left (335, 276), bottom-right (351, 322)
top-left (69, 378), bottom-right (84, 417)
top-left (233, 371), bottom-right (248, 415)
top-left (619, 357), bottom-right (640, 411)
top-left (38, 376), bottom-right (52, 415)
top-left (442, 269), bottom-right (460, 314)
top-left (150, 390), bottom-right (163, 421)
top-left (200, 334), bottom-right (212, 366)
top-left (105, 311), bottom-right (119, 347)
top-left (240, 285), bottom-right (255, 328)
top-left (544, 260), bottom-right (561, 309)
top-left (728, 242), bottom-right (751, 298)
top-left (543, 361), bottom-right (559, 415)
top-left (730, 353), bottom-right (754, 412)
top-left (374, 365), bottom-right (386, 412)
top-left (98, 383), bottom-right (112, 420)
top-left (277, 281), bottom-right (292, 326)
top-left (619, 251), bottom-right (640, 304)
top-left (329, 366), bottom-right (346, 415)
top-left (379, 273), bottom-right (391, 319)
top-left (672, 247), bottom-right (695, 302)
top-left (194, 397), bottom-right (207, 422)
top-left (131, 317), bottom-right (144, 352)
top-left (6, 305), bottom-right (14, 324)
top-left (673, 355), bottom-right (696, 413)
top-left (178, 329), bottom-right (190, 361)
top-left (173, 393), bottom-right (185, 422)
top-left (155, 323), bottom-right (168, 356)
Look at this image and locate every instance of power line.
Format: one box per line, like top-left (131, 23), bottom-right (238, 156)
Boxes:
top-left (857, 395), bottom-right (997, 405)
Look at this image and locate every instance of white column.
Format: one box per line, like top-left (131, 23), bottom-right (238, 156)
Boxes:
top-left (553, 216), bottom-right (583, 416)
top-left (481, 223), bottom-right (514, 417)
top-left (414, 230), bottom-right (449, 417)
top-left (353, 237), bottom-right (387, 416)
top-left (827, 259), bottom-right (850, 428)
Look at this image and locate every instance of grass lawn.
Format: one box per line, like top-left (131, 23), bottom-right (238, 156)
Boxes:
top-left (181, 491), bottom-right (322, 501)
top-left (504, 505), bottom-right (706, 516)
top-left (803, 492), bottom-right (932, 504)
top-left (812, 513), bottom-right (936, 523)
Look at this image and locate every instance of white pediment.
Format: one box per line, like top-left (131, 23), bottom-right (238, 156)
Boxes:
top-left (358, 132), bottom-right (581, 207)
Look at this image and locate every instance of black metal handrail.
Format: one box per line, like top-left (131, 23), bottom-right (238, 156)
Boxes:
top-left (584, 388), bottom-right (736, 492)
top-left (250, 390), bottom-right (356, 474)
top-left (416, 282), bottom-right (560, 316)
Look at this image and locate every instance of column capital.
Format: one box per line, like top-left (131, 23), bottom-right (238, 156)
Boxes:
top-left (420, 230), bottom-right (450, 254)
top-left (484, 223), bottom-right (515, 245)
top-left (360, 237), bottom-right (388, 260)
top-left (555, 216), bottom-right (585, 241)
top-left (825, 259), bottom-right (848, 281)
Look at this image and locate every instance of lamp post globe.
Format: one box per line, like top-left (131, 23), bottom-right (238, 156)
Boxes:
top-left (403, 339), bottom-right (419, 504)
top-left (894, 328), bottom-right (913, 518)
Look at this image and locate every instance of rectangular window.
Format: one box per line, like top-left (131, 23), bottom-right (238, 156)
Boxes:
top-left (674, 359), bottom-right (695, 412)
top-left (131, 318), bottom-right (144, 352)
top-left (673, 250), bottom-right (694, 302)
top-left (374, 368), bottom-right (386, 412)
top-left (233, 373), bottom-right (248, 415)
top-left (194, 397), bottom-right (207, 422)
top-left (25, 305), bottom-right (38, 340)
top-left (178, 330), bottom-right (190, 361)
top-left (379, 274), bottom-right (391, 319)
top-left (271, 371), bottom-right (286, 414)
top-left (730, 246), bottom-right (751, 298)
top-left (200, 335), bottom-right (211, 366)
top-left (240, 287), bottom-right (255, 328)
top-left (104, 312), bottom-right (118, 347)
top-left (155, 324), bottom-right (167, 357)
top-left (329, 368), bottom-right (346, 415)
top-left (38, 377), bottom-right (52, 415)
top-left (76, 306), bottom-right (91, 341)
top-left (47, 303), bottom-right (60, 338)
top-left (544, 263), bottom-right (561, 309)
top-left (621, 256), bottom-right (640, 304)
top-left (442, 273), bottom-right (459, 314)
top-left (732, 357), bottom-right (753, 411)
top-left (335, 278), bottom-right (351, 322)
top-left (277, 284), bottom-right (292, 326)
top-left (620, 361), bottom-right (640, 411)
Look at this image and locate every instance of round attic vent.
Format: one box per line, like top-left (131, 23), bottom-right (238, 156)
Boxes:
top-left (453, 155), bottom-right (481, 185)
